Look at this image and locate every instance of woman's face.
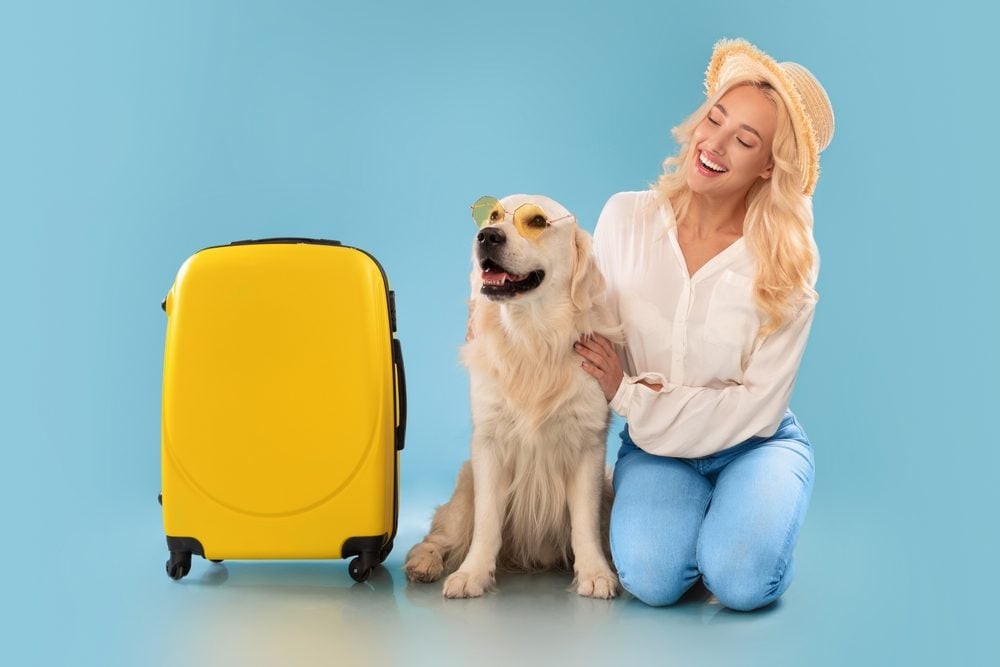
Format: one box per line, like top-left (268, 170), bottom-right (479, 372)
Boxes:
top-left (687, 84), bottom-right (778, 201)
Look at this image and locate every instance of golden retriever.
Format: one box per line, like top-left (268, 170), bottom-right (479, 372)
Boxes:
top-left (404, 194), bottom-right (621, 598)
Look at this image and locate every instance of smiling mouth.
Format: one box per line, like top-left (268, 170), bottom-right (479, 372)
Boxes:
top-left (698, 151), bottom-right (728, 173)
top-left (479, 258), bottom-right (545, 300)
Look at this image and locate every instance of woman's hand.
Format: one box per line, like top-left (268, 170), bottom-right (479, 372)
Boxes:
top-left (574, 334), bottom-right (624, 401)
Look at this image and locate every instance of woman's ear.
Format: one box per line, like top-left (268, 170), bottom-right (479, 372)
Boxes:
top-left (761, 156), bottom-right (775, 180)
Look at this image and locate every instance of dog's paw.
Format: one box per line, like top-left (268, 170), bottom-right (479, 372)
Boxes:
top-left (442, 568), bottom-right (493, 598)
top-left (575, 567), bottom-right (619, 599)
top-left (403, 545), bottom-right (444, 583)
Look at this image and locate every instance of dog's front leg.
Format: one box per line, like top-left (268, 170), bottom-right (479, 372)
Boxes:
top-left (567, 448), bottom-right (619, 599)
top-left (442, 436), bottom-right (507, 598)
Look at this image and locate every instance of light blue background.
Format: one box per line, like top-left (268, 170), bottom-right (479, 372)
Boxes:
top-left (2, 0), bottom-right (996, 665)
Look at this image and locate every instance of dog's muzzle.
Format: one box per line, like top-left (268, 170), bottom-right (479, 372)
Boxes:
top-left (478, 256), bottom-right (545, 301)
top-left (474, 226), bottom-right (544, 300)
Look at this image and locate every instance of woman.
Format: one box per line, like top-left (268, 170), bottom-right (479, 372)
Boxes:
top-left (573, 38), bottom-right (834, 611)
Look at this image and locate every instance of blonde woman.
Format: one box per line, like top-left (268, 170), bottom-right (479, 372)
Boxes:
top-left (573, 38), bottom-right (834, 610)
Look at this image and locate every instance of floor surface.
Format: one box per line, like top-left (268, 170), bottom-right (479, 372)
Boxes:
top-left (14, 487), bottom-right (987, 667)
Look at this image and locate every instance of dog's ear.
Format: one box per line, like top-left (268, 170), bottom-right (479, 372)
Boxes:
top-left (570, 225), bottom-right (606, 313)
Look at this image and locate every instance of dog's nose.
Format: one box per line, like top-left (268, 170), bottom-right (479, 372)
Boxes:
top-left (477, 227), bottom-right (506, 247)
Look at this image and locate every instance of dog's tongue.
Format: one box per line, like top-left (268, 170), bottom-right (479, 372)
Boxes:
top-left (482, 268), bottom-right (524, 285)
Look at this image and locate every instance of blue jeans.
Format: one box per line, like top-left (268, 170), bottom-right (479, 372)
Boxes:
top-left (610, 409), bottom-right (815, 611)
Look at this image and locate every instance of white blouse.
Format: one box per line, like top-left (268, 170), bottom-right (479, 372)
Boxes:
top-left (593, 190), bottom-right (816, 458)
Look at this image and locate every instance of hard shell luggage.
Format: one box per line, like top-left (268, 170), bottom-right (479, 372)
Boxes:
top-left (159, 237), bottom-right (405, 583)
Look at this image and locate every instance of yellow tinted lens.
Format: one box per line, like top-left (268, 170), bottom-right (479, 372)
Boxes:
top-left (471, 196), bottom-right (500, 228)
top-left (512, 204), bottom-right (549, 241)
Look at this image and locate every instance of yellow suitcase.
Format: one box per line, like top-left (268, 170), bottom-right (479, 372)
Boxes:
top-left (159, 237), bottom-right (405, 583)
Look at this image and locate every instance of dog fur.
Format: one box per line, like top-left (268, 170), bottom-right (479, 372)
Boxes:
top-left (403, 194), bottom-right (622, 598)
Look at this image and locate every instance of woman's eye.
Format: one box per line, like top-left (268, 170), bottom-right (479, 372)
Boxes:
top-left (737, 138), bottom-right (752, 148)
top-left (708, 116), bottom-right (720, 125)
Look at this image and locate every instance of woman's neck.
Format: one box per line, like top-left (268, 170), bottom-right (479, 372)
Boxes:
top-left (682, 193), bottom-right (747, 239)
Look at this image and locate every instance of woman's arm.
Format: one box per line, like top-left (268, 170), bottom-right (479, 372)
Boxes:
top-left (610, 301), bottom-right (815, 458)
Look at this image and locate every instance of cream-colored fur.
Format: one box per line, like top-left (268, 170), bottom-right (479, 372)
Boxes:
top-left (404, 194), bottom-right (622, 599)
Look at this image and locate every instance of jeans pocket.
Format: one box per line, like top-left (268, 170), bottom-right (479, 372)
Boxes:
top-left (787, 414), bottom-right (811, 446)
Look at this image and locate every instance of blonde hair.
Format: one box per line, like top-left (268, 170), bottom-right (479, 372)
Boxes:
top-left (653, 78), bottom-right (819, 337)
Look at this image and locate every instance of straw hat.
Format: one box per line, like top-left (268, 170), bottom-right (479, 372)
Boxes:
top-left (704, 38), bottom-right (834, 196)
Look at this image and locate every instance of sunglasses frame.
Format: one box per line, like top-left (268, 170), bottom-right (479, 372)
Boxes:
top-left (470, 196), bottom-right (574, 241)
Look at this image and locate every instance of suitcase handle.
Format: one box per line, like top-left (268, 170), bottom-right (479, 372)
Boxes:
top-left (393, 338), bottom-right (407, 451)
top-left (228, 237), bottom-right (342, 246)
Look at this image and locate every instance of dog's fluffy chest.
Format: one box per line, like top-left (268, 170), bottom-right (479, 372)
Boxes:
top-left (475, 350), bottom-right (590, 400)
top-left (469, 358), bottom-right (608, 454)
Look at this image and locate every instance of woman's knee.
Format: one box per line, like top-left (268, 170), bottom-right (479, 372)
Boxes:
top-left (699, 549), bottom-right (795, 611)
top-left (610, 523), bottom-right (696, 607)
top-left (613, 549), bottom-right (693, 606)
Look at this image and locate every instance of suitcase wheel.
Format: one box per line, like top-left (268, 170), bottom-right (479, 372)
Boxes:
top-left (166, 551), bottom-right (192, 581)
top-left (348, 553), bottom-right (377, 583)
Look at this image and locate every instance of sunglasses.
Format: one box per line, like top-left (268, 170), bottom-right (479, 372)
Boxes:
top-left (470, 196), bottom-right (574, 241)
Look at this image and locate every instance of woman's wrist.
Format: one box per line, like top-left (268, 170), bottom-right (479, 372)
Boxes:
top-left (609, 375), bottom-right (630, 414)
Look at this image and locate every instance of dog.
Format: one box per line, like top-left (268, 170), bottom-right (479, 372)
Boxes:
top-left (403, 194), bottom-right (621, 598)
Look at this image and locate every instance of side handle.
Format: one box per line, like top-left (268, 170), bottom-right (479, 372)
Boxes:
top-left (392, 338), bottom-right (407, 451)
